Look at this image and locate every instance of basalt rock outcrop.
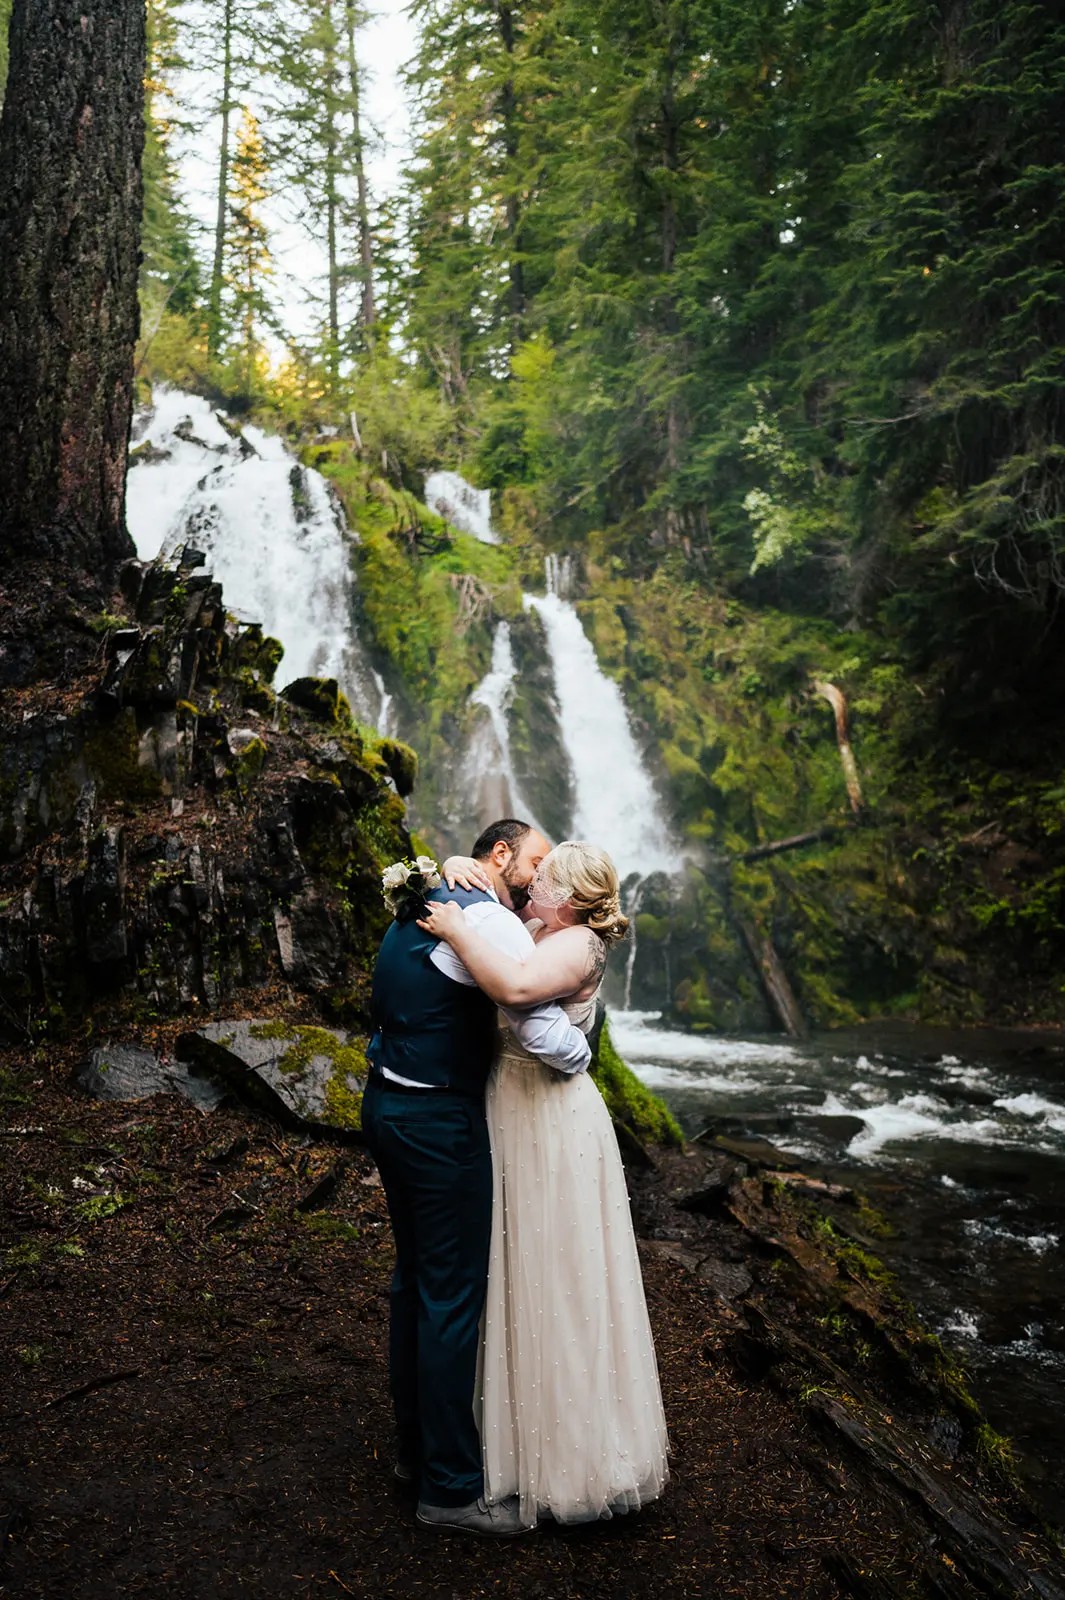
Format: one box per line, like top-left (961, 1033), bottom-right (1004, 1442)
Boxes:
top-left (0, 549), bottom-right (415, 1046)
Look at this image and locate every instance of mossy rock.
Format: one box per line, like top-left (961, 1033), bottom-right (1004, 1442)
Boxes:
top-left (281, 677), bottom-right (353, 726)
top-left (176, 1020), bottom-right (367, 1136)
top-left (377, 737), bottom-right (419, 798)
top-left (591, 1015), bottom-right (683, 1148)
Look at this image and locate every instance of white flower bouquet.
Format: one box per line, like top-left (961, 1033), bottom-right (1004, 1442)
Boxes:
top-left (382, 854), bottom-right (442, 921)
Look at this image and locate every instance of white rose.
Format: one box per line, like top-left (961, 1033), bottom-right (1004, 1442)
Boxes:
top-left (422, 868), bottom-right (442, 890)
top-left (415, 855), bottom-right (439, 877)
top-left (382, 862), bottom-right (411, 890)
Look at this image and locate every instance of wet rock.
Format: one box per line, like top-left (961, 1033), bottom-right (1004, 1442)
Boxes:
top-left (78, 1045), bottom-right (226, 1111)
top-left (281, 677), bottom-right (349, 724)
top-left (84, 826), bottom-right (127, 966)
top-left (274, 887), bottom-right (345, 989)
top-left (704, 1112), bottom-right (797, 1138)
top-left (793, 1113), bottom-right (869, 1146)
top-left (377, 737), bottom-right (418, 798)
top-left (696, 1132), bottom-right (805, 1171)
top-left (176, 1020), bottom-right (367, 1135)
top-left (678, 1177), bottom-right (737, 1217)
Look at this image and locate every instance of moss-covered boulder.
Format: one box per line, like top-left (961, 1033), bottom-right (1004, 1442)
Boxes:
top-left (281, 676), bottom-right (353, 725)
top-left (591, 1014), bottom-right (683, 1150)
top-left (177, 1020), bottom-right (368, 1135)
top-left (377, 737), bottom-right (418, 798)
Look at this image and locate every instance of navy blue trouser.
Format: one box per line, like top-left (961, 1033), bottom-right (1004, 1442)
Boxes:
top-left (361, 1074), bottom-right (493, 1507)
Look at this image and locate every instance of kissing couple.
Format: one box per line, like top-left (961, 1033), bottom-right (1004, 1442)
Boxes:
top-left (361, 818), bottom-right (670, 1535)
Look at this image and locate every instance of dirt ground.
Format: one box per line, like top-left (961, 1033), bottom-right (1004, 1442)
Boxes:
top-left (1, 1050), bottom-right (1061, 1600)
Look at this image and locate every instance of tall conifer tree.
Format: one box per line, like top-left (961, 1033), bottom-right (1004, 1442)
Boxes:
top-left (0, 0), bottom-right (145, 569)
top-left (225, 108), bottom-right (274, 392)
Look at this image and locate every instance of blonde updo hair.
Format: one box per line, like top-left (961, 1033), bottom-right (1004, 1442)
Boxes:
top-left (535, 841), bottom-right (630, 946)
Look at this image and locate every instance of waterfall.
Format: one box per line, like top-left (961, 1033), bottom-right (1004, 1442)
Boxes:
top-left (622, 878), bottom-right (646, 1009)
top-left (545, 552), bottom-right (576, 599)
top-left (522, 579), bottom-right (682, 883)
top-left (126, 388), bottom-right (391, 729)
top-left (467, 623), bottom-right (545, 832)
top-left (423, 471), bottom-right (499, 545)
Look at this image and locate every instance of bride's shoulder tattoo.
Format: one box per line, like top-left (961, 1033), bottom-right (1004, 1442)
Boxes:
top-left (583, 931), bottom-right (607, 986)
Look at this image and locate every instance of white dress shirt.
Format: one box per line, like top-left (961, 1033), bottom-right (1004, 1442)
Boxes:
top-left (380, 890), bottom-right (591, 1085)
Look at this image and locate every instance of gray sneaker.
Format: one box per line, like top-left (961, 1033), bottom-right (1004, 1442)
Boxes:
top-left (416, 1495), bottom-right (529, 1537)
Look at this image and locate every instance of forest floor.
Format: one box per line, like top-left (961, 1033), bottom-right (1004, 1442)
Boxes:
top-left (1, 1040), bottom-right (1063, 1600)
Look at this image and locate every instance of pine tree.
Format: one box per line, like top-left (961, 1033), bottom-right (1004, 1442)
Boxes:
top-left (142, 0), bottom-right (200, 319)
top-left (342, 0), bottom-right (376, 335)
top-left (196, 0), bottom-right (267, 361)
top-left (272, 0), bottom-right (377, 391)
top-left (225, 107), bottom-right (274, 393)
top-left (0, 0), bottom-right (145, 569)
top-left (402, 0), bottom-right (540, 420)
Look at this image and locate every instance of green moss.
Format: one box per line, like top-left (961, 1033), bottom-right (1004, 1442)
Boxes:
top-left (300, 1215), bottom-right (361, 1242)
top-left (86, 610), bottom-right (127, 637)
top-left (83, 709), bottom-right (163, 805)
top-left (249, 1021), bottom-right (363, 1075)
top-left (377, 737), bottom-right (419, 798)
top-left (973, 1423), bottom-right (1022, 1487)
top-left (323, 1071), bottom-right (364, 1132)
top-left (592, 1016), bottom-right (683, 1147)
top-left (281, 676), bottom-right (353, 725)
top-left (234, 735), bottom-right (268, 792)
top-left (247, 1023), bottom-right (367, 1132)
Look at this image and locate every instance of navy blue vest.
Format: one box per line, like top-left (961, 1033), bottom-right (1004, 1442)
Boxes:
top-left (367, 884), bottom-right (500, 1096)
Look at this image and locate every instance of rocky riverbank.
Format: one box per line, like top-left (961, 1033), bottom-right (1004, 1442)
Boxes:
top-left (1, 1032), bottom-right (1062, 1600)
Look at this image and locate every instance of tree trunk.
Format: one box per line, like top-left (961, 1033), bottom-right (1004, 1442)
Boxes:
top-left (495, 3), bottom-right (525, 344)
top-left (323, 0), bottom-right (341, 390)
top-left (344, 0), bottom-right (376, 333)
top-left (812, 680), bottom-right (864, 814)
top-left (207, 0), bottom-right (234, 362)
top-left (0, 0), bottom-right (144, 570)
top-left (738, 916), bottom-right (807, 1038)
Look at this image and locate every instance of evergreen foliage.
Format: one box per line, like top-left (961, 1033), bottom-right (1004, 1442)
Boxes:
top-left (0, 0), bottom-right (12, 108)
top-left (222, 107), bottom-right (274, 393)
top-left (393, 0), bottom-right (1065, 720)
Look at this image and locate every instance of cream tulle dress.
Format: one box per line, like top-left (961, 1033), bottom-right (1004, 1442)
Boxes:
top-left (480, 991), bottom-right (670, 1526)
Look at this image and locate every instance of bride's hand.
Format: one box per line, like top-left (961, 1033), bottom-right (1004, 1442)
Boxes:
top-left (442, 854), bottom-right (491, 892)
top-left (417, 898), bottom-right (467, 942)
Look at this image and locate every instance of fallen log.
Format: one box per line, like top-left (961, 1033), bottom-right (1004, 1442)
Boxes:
top-left (740, 823), bottom-right (843, 862)
top-left (807, 1392), bottom-right (1065, 1600)
top-left (738, 917), bottom-right (807, 1038)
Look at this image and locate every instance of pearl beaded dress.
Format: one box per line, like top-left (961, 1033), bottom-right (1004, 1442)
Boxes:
top-left (480, 991), bottom-right (670, 1526)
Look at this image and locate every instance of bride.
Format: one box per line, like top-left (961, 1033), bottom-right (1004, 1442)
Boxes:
top-left (418, 841), bottom-right (669, 1527)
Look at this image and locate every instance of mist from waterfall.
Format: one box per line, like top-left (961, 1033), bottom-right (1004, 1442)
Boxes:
top-left (125, 388), bottom-right (392, 730)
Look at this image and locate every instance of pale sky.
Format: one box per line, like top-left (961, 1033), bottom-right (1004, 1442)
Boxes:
top-left (175, 0), bottom-right (419, 341)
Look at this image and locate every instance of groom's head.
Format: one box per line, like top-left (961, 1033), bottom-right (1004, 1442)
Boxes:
top-left (472, 818), bottom-right (551, 911)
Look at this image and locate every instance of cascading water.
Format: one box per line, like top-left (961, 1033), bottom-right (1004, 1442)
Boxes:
top-left (126, 388), bottom-right (392, 729)
top-left (465, 622), bottom-right (545, 832)
top-left (523, 566), bottom-right (682, 883)
top-left (423, 471), bottom-right (499, 544)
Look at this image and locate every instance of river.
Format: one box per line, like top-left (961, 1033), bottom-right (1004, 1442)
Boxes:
top-left (611, 1010), bottom-right (1065, 1517)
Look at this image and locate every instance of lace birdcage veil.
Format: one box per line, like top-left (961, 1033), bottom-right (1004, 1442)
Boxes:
top-left (529, 843), bottom-right (578, 907)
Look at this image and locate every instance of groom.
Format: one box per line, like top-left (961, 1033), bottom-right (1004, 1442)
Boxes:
top-left (362, 818), bottom-right (590, 1537)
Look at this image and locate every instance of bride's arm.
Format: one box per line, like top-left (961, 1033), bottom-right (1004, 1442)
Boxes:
top-left (441, 854), bottom-right (491, 892)
top-left (417, 902), bottom-right (602, 1005)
